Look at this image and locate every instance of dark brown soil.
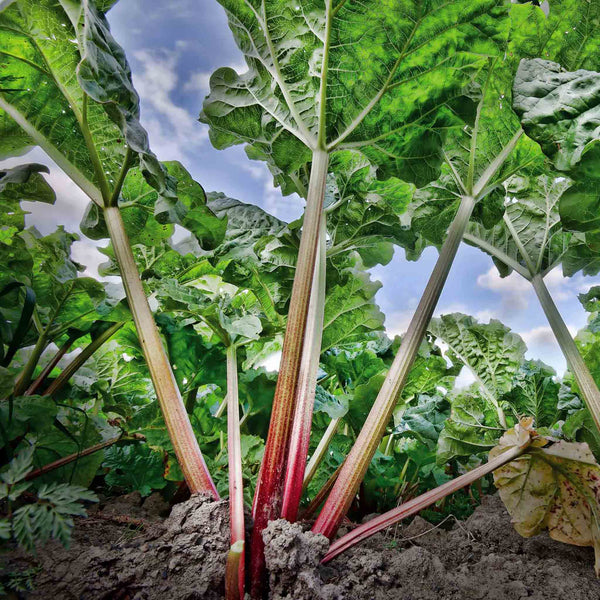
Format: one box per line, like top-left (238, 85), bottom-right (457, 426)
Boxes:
top-left (3, 493), bottom-right (600, 599)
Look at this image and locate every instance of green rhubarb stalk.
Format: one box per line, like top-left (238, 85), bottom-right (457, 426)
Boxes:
top-left (312, 128), bottom-right (524, 540)
top-left (43, 322), bottom-right (125, 396)
top-left (531, 274), bottom-right (600, 431)
top-left (225, 344), bottom-right (245, 600)
top-left (312, 194), bottom-right (476, 539)
top-left (104, 206), bottom-right (218, 497)
top-left (281, 213), bottom-right (327, 522)
top-left (24, 333), bottom-right (81, 396)
top-left (249, 148), bottom-right (328, 595)
top-left (303, 416), bottom-right (341, 491)
top-left (322, 440), bottom-right (530, 562)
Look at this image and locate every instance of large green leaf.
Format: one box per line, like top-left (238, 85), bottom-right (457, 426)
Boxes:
top-left (393, 393), bottom-right (450, 449)
top-left (81, 162), bottom-right (225, 249)
top-left (503, 359), bottom-right (561, 428)
top-left (408, 55), bottom-right (544, 248)
top-left (509, 0), bottom-right (600, 73)
top-left (513, 59), bottom-right (600, 238)
top-left (201, 0), bottom-right (509, 192)
top-left (0, 0), bottom-right (181, 217)
top-left (325, 150), bottom-right (416, 268)
top-left (463, 173), bottom-right (598, 278)
top-left (429, 313), bottom-right (527, 402)
top-left (321, 265), bottom-right (384, 352)
top-left (436, 388), bottom-right (505, 464)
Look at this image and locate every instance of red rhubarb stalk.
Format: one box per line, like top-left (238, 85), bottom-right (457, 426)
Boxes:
top-left (249, 148), bottom-right (329, 597)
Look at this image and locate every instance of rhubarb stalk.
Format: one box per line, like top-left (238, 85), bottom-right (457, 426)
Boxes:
top-left (225, 344), bottom-right (245, 600)
top-left (44, 322), bottom-right (124, 396)
top-left (104, 206), bottom-right (218, 497)
top-left (322, 441), bottom-right (529, 562)
top-left (531, 273), bottom-right (600, 431)
top-left (312, 194), bottom-right (476, 539)
top-left (249, 149), bottom-right (328, 596)
top-left (281, 213), bottom-right (327, 522)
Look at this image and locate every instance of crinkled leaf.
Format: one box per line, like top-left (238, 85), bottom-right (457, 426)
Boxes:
top-left (513, 59), bottom-right (600, 239)
top-left (464, 174), bottom-right (587, 278)
top-left (394, 394), bottom-right (450, 449)
top-left (437, 388), bottom-right (505, 464)
top-left (409, 55), bottom-right (544, 248)
top-left (504, 359), bottom-right (561, 428)
top-left (81, 162), bottom-right (225, 248)
top-left (321, 266), bottom-right (385, 352)
top-left (509, 0), bottom-right (600, 72)
top-left (564, 408), bottom-right (600, 461)
top-left (313, 385), bottom-right (348, 420)
top-left (429, 313), bottom-right (527, 400)
top-left (325, 150), bottom-right (416, 268)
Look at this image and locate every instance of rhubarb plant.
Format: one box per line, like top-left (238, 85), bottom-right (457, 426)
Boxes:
top-left (201, 2), bottom-right (506, 584)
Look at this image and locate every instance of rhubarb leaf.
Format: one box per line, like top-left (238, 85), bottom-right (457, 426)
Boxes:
top-left (513, 59), bottom-right (600, 237)
top-left (429, 313), bottom-right (527, 402)
top-left (492, 430), bottom-right (600, 574)
top-left (0, 0), bottom-right (179, 217)
top-left (509, 0), bottom-right (600, 71)
top-left (201, 0), bottom-right (509, 190)
top-left (436, 388), bottom-right (505, 464)
top-left (504, 360), bottom-right (561, 427)
top-left (321, 266), bottom-right (385, 352)
top-left (463, 173), bottom-right (597, 278)
top-left (325, 150), bottom-right (416, 268)
top-left (81, 162), bottom-right (225, 249)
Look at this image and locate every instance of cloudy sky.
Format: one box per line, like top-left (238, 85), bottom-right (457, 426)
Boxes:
top-left (3, 0), bottom-right (599, 378)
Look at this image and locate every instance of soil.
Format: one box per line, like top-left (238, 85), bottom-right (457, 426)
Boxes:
top-left (3, 493), bottom-right (600, 599)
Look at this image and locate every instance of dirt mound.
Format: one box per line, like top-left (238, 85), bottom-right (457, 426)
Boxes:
top-left (3, 494), bottom-right (600, 599)
top-left (3, 494), bottom-right (229, 599)
top-left (265, 495), bottom-right (600, 600)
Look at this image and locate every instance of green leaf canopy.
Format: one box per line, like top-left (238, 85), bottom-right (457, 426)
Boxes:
top-left (201, 0), bottom-right (509, 192)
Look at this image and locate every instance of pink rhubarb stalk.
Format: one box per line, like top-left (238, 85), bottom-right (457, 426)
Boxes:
top-left (249, 149), bottom-right (328, 596)
top-left (322, 442), bottom-right (529, 563)
top-left (281, 213), bottom-right (327, 522)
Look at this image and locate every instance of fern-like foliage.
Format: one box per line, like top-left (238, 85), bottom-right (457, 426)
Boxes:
top-left (0, 445), bottom-right (98, 552)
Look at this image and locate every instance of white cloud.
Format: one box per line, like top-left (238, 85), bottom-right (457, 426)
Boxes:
top-left (183, 71), bottom-right (212, 94)
top-left (132, 48), bottom-right (208, 162)
top-left (477, 267), bottom-right (531, 311)
top-left (521, 325), bottom-right (556, 348)
top-left (385, 309), bottom-right (414, 338)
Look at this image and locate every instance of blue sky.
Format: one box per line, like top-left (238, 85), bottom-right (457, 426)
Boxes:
top-left (4, 0), bottom-right (600, 378)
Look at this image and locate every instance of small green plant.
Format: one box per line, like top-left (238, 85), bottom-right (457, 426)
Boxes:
top-left (0, 445), bottom-right (97, 552)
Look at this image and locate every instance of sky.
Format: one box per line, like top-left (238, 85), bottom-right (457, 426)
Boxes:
top-left (2, 0), bottom-right (599, 379)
